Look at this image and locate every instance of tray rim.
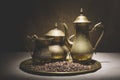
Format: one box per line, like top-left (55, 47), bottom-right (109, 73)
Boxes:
top-left (19, 59), bottom-right (101, 76)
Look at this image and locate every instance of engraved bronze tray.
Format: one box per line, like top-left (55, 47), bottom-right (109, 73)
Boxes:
top-left (19, 59), bottom-right (101, 76)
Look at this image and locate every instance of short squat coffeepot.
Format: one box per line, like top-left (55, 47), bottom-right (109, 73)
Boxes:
top-left (62, 8), bottom-right (104, 62)
top-left (45, 23), bottom-right (69, 61)
top-left (27, 23), bottom-right (69, 64)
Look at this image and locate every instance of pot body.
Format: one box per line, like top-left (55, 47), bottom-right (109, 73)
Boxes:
top-left (45, 36), bottom-right (69, 61)
top-left (71, 23), bottom-right (93, 62)
top-left (32, 38), bottom-right (53, 64)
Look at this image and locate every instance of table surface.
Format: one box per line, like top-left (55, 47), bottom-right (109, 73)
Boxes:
top-left (0, 52), bottom-right (120, 80)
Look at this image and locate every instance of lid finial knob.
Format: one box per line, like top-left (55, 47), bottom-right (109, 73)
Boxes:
top-left (80, 8), bottom-right (83, 15)
top-left (55, 22), bottom-right (58, 28)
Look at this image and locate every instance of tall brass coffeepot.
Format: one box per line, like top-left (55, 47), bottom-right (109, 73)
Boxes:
top-left (62, 8), bottom-right (104, 62)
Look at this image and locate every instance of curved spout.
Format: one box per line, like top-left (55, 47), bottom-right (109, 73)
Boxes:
top-left (62, 23), bottom-right (73, 50)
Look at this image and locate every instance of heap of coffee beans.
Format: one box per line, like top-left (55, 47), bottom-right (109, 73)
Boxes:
top-left (30, 61), bottom-right (92, 72)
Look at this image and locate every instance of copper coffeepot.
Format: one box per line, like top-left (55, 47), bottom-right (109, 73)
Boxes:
top-left (27, 35), bottom-right (53, 64)
top-left (62, 8), bottom-right (104, 62)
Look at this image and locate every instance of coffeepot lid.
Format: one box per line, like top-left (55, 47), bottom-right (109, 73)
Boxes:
top-left (45, 23), bottom-right (65, 37)
top-left (73, 8), bottom-right (91, 23)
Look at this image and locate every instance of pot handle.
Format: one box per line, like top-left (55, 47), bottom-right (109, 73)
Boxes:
top-left (90, 22), bottom-right (104, 50)
top-left (68, 34), bottom-right (75, 45)
top-left (69, 34), bottom-right (75, 40)
top-left (27, 34), bottom-right (38, 41)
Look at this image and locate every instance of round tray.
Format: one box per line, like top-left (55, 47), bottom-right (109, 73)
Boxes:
top-left (19, 59), bottom-right (101, 76)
